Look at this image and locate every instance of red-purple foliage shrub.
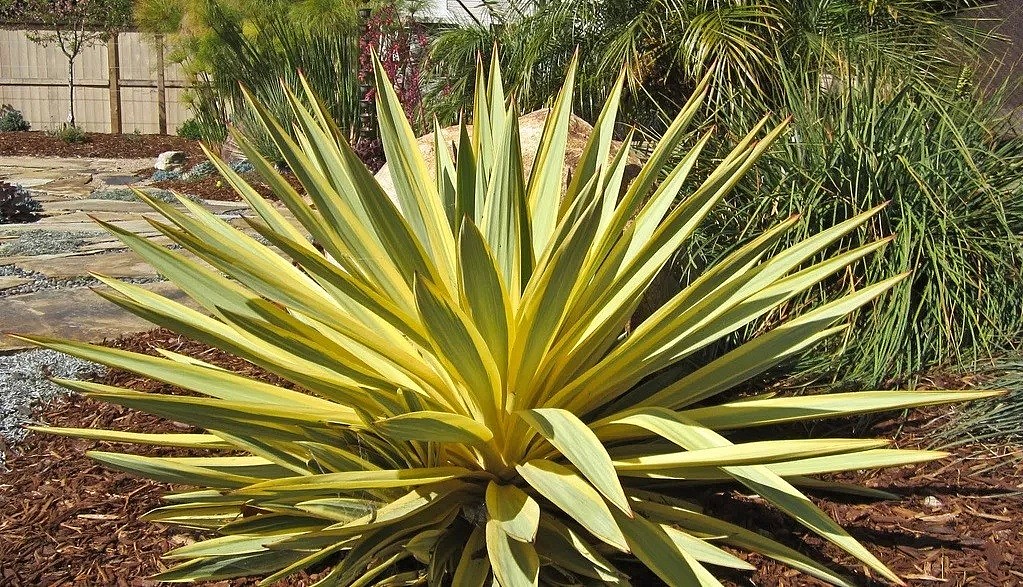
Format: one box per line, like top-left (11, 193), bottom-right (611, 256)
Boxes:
top-left (358, 5), bottom-right (429, 134)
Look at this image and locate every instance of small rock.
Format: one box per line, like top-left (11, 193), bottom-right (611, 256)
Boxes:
top-left (922, 496), bottom-right (943, 509)
top-left (155, 151), bottom-right (187, 171)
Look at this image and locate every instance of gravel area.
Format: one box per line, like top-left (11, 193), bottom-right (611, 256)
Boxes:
top-left (0, 350), bottom-right (104, 466)
top-left (0, 230), bottom-right (104, 256)
top-left (0, 264), bottom-right (165, 298)
top-left (90, 187), bottom-right (202, 204)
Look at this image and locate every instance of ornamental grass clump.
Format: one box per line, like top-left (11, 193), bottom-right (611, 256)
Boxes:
top-left (24, 56), bottom-right (999, 586)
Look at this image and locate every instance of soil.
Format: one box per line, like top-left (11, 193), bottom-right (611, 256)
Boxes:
top-left (1, 328), bottom-right (1020, 586)
top-left (0, 131), bottom-right (206, 161)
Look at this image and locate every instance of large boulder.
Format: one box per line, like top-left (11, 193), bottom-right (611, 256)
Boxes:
top-left (374, 109), bottom-right (637, 205)
top-left (154, 151), bottom-right (187, 172)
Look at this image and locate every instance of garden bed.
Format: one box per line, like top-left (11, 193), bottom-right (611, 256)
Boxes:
top-left (0, 329), bottom-right (1020, 586)
top-left (0, 131), bottom-right (206, 160)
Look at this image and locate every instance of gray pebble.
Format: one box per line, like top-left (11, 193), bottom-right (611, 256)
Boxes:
top-left (0, 349), bottom-right (105, 467)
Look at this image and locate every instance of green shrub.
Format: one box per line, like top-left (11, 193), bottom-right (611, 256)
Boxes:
top-left (26, 55), bottom-right (998, 587)
top-left (50, 124), bottom-right (88, 144)
top-left (685, 68), bottom-right (1023, 387)
top-left (0, 104), bottom-right (30, 132)
top-left (176, 117), bottom-right (204, 140)
top-left (176, 116), bottom-right (225, 142)
top-left (0, 181), bottom-right (41, 223)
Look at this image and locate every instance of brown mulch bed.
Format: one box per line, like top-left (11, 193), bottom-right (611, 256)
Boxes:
top-left (1, 329), bottom-right (1021, 586)
top-left (711, 415), bottom-right (1023, 586)
top-left (0, 131), bottom-right (206, 161)
top-left (150, 171), bottom-right (304, 203)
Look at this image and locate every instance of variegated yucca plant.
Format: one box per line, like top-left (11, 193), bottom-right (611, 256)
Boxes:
top-left (24, 55), bottom-right (997, 586)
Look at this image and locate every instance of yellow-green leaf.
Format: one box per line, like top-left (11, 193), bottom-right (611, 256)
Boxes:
top-left (516, 459), bottom-right (628, 552)
top-left (519, 408), bottom-right (631, 515)
top-left (375, 411), bottom-right (494, 445)
top-left (486, 482), bottom-right (540, 542)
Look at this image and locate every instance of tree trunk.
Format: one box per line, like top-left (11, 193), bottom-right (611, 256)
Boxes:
top-left (108, 33), bottom-right (121, 134)
top-left (156, 34), bottom-right (167, 135)
top-left (67, 56), bottom-right (76, 127)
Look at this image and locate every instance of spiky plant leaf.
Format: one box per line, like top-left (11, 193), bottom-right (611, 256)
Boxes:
top-left (27, 54), bottom-right (1002, 586)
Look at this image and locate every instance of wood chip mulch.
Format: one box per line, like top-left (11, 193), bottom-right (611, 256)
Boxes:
top-left (1, 328), bottom-right (1021, 586)
top-left (149, 171), bottom-right (304, 203)
top-left (0, 131), bottom-right (206, 161)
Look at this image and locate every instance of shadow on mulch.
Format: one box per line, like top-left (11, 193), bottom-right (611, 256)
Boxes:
top-left (0, 132), bottom-right (206, 161)
top-left (1, 328), bottom-right (1021, 586)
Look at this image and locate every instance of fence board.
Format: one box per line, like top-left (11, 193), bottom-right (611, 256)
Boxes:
top-left (0, 28), bottom-right (191, 134)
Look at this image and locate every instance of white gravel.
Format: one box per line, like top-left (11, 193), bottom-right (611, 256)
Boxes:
top-left (0, 350), bottom-right (104, 466)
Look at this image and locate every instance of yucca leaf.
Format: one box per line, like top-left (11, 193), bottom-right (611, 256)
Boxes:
top-left (481, 102), bottom-right (532, 297)
top-left (767, 449), bottom-right (949, 477)
top-left (435, 117), bottom-right (459, 229)
top-left (612, 510), bottom-right (724, 587)
top-left (455, 118), bottom-right (478, 226)
top-left (611, 438), bottom-right (889, 470)
top-left (164, 533), bottom-right (302, 560)
top-left (458, 220), bottom-right (512, 380)
top-left (561, 68), bottom-right (624, 215)
top-left (219, 513), bottom-right (330, 536)
top-left (632, 497), bottom-right (856, 587)
top-left (534, 518), bottom-right (626, 583)
top-left (610, 408), bottom-right (900, 583)
top-left (518, 409), bottom-right (631, 515)
top-left (516, 460), bottom-right (628, 552)
top-left (29, 427), bottom-right (231, 449)
top-left (487, 519), bottom-right (540, 586)
top-left (682, 390), bottom-right (1004, 431)
top-left (153, 551), bottom-right (306, 582)
top-left (660, 525), bottom-right (754, 570)
top-left (372, 54), bottom-right (458, 289)
top-left (787, 477), bottom-right (900, 500)
top-left (292, 499), bottom-right (377, 523)
top-left (229, 468), bottom-right (472, 501)
top-left (486, 482), bottom-right (541, 542)
top-left (375, 411), bottom-right (495, 445)
top-left (526, 52), bottom-right (578, 255)
top-left (87, 451), bottom-right (265, 488)
top-left (453, 524), bottom-right (490, 587)
top-left (414, 277), bottom-right (502, 424)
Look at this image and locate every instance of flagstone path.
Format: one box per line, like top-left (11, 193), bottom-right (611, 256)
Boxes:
top-left (0, 156), bottom-right (262, 352)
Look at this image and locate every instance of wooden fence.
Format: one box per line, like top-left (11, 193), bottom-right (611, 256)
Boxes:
top-left (0, 29), bottom-right (191, 134)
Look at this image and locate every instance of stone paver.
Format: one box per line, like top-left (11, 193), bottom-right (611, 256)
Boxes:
top-left (9, 251), bottom-right (160, 279)
top-left (0, 155), bottom-right (303, 353)
top-left (0, 282), bottom-right (195, 352)
top-left (0, 277), bottom-right (29, 291)
top-left (40, 199), bottom-right (157, 214)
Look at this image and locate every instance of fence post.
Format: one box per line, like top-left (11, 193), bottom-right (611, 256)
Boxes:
top-left (156, 34), bottom-right (167, 135)
top-left (107, 32), bottom-right (121, 134)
